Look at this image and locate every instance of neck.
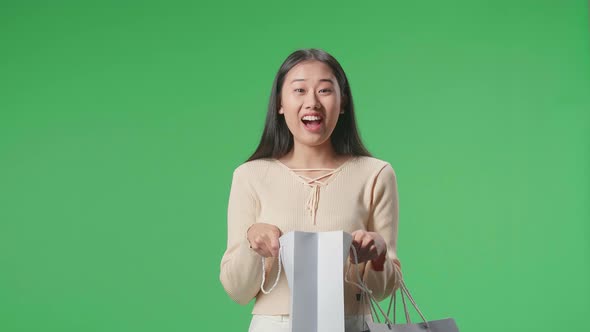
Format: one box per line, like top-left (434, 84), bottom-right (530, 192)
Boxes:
top-left (281, 140), bottom-right (343, 169)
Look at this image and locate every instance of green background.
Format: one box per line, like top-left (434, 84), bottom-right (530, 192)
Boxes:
top-left (1, 1), bottom-right (588, 331)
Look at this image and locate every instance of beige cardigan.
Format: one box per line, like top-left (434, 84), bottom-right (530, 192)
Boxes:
top-left (219, 156), bottom-right (401, 315)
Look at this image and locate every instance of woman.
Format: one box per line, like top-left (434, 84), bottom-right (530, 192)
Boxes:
top-left (219, 48), bottom-right (402, 332)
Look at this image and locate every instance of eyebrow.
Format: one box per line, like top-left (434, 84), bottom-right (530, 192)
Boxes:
top-left (290, 78), bottom-right (334, 84)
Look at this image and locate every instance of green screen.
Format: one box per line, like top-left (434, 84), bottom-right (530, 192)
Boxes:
top-left (1, 1), bottom-right (588, 331)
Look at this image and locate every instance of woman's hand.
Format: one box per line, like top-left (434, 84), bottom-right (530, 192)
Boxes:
top-left (349, 230), bottom-right (387, 264)
top-left (247, 223), bottom-right (282, 258)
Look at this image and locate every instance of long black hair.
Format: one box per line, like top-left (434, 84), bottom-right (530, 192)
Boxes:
top-left (246, 48), bottom-right (372, 162)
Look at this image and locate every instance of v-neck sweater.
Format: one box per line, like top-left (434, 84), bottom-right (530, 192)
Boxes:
top-left (219, 155), bottom-right (401, 315)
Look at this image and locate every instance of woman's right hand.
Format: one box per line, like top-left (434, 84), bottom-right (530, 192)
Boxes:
top-left (246, 223), bottom-right (282, 258)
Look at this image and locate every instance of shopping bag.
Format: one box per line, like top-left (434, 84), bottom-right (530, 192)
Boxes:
top-left (279, 230), bottom-right (353, 332)
top-left (353, 257), bottom-right (459, 332)
top-left (364, 291), bottom-right (460, 332)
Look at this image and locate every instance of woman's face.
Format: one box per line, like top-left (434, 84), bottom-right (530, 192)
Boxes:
top-left (279, 60), bottom-right (342, 150)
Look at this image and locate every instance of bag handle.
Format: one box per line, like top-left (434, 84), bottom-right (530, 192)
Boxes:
top-left (385, 260), bottom-right (430, 327)
top-left (345, 246), bottom-right (392, 322)
top-left (344, 245), bottom-right (380, 329)
top-left (386, 265), bottom-right (410, 324)
top-left (259, 247), bottom-right (282, 294)
top-left (345, 251), bottom-right (431, 329)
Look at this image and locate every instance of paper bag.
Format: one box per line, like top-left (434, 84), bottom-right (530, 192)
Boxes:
top-left (279, 230), bottom-right (353, 332)
top-left (358, 261), bottom-right (460, 332)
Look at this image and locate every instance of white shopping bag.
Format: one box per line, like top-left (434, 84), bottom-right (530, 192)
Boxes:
top-left (279, 230), bottom-right (353, 332)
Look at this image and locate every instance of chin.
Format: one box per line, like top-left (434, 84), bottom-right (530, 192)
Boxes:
top-left (294, 136), bottom-right (331, 148)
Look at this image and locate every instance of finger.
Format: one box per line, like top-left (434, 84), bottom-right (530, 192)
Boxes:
top-left (353, 245), bottom-right (366, 262)
top-left (269, 237), bottom-right (280, 257)
top-left (352, 231), bottom-right (364, 249)
top-left (356, 253), bottom-right (368, 264)
top-left (254, 236), bottom-right (272, 257)
top-left (361, 236), bottom-right (375, 250)
top-left (354, 231), bottom-right (365, 243)
top-left (262, 244), bottom-right (274, 258)
top-left (250, 234), bottom-right (264, 252)
top-left (254, 248), bottom-right (267, 258)
top-left (252, 243), bottom-right (266, 257)
top-left (368, 244), bottom-right (378, 259)
top-left (359, 243), bottom-right (378, 260)
top-left (361, 244), bottom-right (378, 262)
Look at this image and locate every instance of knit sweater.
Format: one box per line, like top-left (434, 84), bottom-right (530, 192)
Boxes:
top-left (219, 155), bottom-right (401, 315)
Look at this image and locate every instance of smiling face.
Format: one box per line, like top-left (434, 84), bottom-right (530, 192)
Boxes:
top-left (278, 60), bottom-right (342, 151)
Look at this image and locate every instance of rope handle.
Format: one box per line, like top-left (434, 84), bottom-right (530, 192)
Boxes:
top-left (344, 246), bottom-right (392, 322)
top-left (387, 259), bottom-right (429, 326)
top-left (362, 257), bottom-right (430, 327)
top-left (344, 249), bottom-right (431, 328)
top-left (259, 247), bottom-right (282, 294)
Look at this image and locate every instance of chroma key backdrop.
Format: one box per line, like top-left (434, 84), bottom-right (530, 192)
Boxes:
top-left (1, 1), bottom-right (588, 332)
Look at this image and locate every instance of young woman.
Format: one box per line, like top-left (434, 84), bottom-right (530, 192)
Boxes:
top-left (220, 48), bottom-right (402, 332)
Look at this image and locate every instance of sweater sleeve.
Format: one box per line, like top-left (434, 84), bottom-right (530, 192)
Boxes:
top-left (362, 163), bottom-right (403, 301)
top-left (219, 167), bottom-right (263, 305)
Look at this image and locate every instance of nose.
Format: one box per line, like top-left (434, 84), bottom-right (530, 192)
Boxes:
top-left (304, 92), bottom-right (321, 110)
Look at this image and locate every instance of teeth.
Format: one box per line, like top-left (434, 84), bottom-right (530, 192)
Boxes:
top-left (302, 115), bottom-right (322, 121)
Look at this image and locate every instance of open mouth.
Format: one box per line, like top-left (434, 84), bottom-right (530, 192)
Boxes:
top-left (301, 114), bottom-right (323, 131)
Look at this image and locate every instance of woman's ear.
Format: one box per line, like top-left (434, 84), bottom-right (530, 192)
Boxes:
top-left (278, 96), bottom-right (284, 114)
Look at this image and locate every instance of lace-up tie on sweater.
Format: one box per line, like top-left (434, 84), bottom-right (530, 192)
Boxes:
top-left (287, 168), bottom-right (341, 225)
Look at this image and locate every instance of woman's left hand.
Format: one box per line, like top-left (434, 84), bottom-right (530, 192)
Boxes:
top-left (349, 230), bottom-right (387, 264)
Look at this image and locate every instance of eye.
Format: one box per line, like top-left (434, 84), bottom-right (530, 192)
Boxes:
top-left (294, 88), bottom-right (305, 93)
top-left (320, 89), bottom-right (332, 93)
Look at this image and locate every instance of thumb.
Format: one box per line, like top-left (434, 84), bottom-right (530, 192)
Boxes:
top-left (270, 237), bottom-right (280, 257)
